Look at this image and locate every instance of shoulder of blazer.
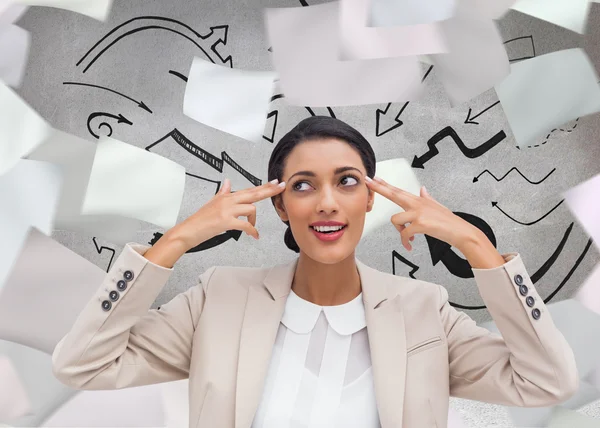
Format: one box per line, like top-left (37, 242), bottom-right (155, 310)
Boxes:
top-left (375, 268), bottom-right (442, 305)
top-left (198, 264), bottom-right (274, 295)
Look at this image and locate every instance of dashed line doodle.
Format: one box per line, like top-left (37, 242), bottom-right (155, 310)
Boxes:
top-left (517, 118), bottom-right (580, 149)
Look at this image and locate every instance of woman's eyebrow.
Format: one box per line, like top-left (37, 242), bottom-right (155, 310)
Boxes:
top-left (287, 166), bottom-right (363, 181)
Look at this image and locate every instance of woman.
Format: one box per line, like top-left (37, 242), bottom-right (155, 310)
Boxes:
top-left (52, 116), bottom-right (578, 428)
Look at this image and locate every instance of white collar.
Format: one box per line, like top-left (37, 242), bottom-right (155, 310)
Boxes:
top-left (281, 290), bottom-right (366, 336)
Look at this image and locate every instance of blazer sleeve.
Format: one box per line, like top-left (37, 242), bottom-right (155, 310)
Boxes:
top-left (441, 252), bottom-right (579, 407)
top-left (52, 242), bottom-right (216, 390)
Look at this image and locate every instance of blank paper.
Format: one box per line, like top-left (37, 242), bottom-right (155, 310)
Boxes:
top-left (495, 49), bottom-right (600, 148)
top-left (362, 158), bottom-right (421, 239)
top-left (81, 136), bottom-right (186, 230)
top-left (564, 173), bottom-right (600, 251)
top-left (0, 4), bottom-right (29, 25)
top-left (0, 81), bottom-right (53, 176)
top-left (0, 24), bottom-right (30, 87)
top-left (548, 407), bottom-right (599, 427)
top-left (368, 0), bottom-right (455, 27)
top-left (574, 264), bottom-right (600, 318)
top-left (0, 356), bottom-right (31, 422)
top-left (184, 57), bottom-right (276, 143)
top-left (16, 0), bottom-right (113, 20)
top-left (265, 2), bottom-right (422, 107)
top-left (339, 0), bottom-right (448, 61)
top-left (511, 0), bottom-right (591, 34)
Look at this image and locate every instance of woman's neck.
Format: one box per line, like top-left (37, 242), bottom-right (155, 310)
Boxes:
top-left (291, 251), bottom-right (362, 306)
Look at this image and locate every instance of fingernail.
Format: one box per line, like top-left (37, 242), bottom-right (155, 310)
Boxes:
top-left (278, 181), bottom-right (286, 188)
top-left (270, 179), bottom-right (279, 185)
top-left (374, 176), bottom-right (383, 182)
top-left (364, 176), bottom-right (373, 182)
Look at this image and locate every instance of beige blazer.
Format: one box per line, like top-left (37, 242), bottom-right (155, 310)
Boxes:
top-left (52, 243), bottom-right (579, 428)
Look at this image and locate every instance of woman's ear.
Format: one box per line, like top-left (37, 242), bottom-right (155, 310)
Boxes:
top-left (274, 195), bottom-right (289, 222)
top-left (366, 187), bottom-right (375, 213)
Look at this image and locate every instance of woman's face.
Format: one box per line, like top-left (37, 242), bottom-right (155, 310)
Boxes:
top-left (275, 138), bottom-right (375, 264)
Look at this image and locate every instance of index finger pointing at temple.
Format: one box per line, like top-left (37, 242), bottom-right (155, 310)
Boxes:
top-left (234, 180), bottom-right (286, 204)
top-left (368, 177), bottom-right (415, 208)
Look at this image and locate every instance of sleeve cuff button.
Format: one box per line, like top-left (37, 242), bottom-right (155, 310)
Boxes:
top-left (123, 270), bottom-right (134, 281)
top-left (532, 308), bottom-right (541, 320)
top-left (101, 300), bottom-right (112, 311)
top-left (514, 274), bottom-right (524, 286)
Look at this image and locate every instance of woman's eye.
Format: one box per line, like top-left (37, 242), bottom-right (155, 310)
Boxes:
top-left (341, 175), bottom-right (359, 186)
top-left (293, 175), bottom-right (359, 191)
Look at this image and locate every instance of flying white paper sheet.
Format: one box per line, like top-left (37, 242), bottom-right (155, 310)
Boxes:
top-left (0, 340), bottom-right (77, 427)
top-left (495, 48), bottom-right (600, 148)
top-left (265, 2), bottom-right (422, 107)
top-left (430, 0), bottom-right (509, 106)
top-left (447, 407), bottom-right (466, 428)
top-left (548, 406), bottom-right (599, 427)
top-left (564, 173), bottom-right (600, 251)
top-left (41, 383), bottom-right (165, 427)
top-left (368, 0), bottom-right (456, 27)
top-left (0, 24), bottom-right (30, 87)
top-left (0, 356), bottom-right (32, 422)
top-left (0, 229), bottom-right (105, 354)
top-left (574, 264), bottom-right (600, 318)
top-left (27, 129), bottom-right (141, 244)
top-left (0, 82), bottom-right (53, 176)
top-left (15, 0), bottom-right (113, 20)
top-left (0, 159), bottom-right (62, 292)
top-left (339, 0), bottom-right (448, 61)
top-left (362, 158), bottom-right (421, 239)
top-left (510, 0), bottom-right (591, 34)
top-left (161, 379), bottom-right (189, 428)
top-left (81, 136), bottom-right (186, 230)
top-left (0, 4), bottom-right (29, 25)
top-left (184, 57), bottom-right (276, 143)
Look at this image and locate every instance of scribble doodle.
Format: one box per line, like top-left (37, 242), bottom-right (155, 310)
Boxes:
top-left (86, 112), bottom-right (133, 139)
top-left (391, 250), bottom-right (420, 279)
top-left (412, 127), bottom-right (507, 169)
top-left (504, 35), bottom-right (536, 63)
top-left (425, 212), bottom-right (497, 279)
top-left (517, 118), bottom-right (580, 149)
top-left (63, 82), bottom-right (153, 113)
top-left (473, 167), bottom-right (556, 185)
top-left (464, 101), bottom-right (500, 125)
top-left (375, 65), bottom-right (434, 137)
top-left (492, 199), bottom-right (564, 226)
top-left (92, 237), bottom-right (116, 272)
top-left (77, 17), bottom-right (232, 73)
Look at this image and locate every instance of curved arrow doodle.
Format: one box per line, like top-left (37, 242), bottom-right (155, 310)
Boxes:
top-left (92, 237), bottom-right (116, 272)
top-left (77, 17), bottom-right (232, 73)
top-left (543, 238), bottom-right (594, 303)
top-left (450, 222), bottom-right (580, 310)
top-left (86, 112), bottom-right (133, 139)
top-left (473, 167), bottom-right (556, 185)
top-left (425, 212), bottom-right (497, 279)
top-left (412, 127), bottom-right (507, 169)
top-left (63, 81), bottom-right (152, 113)
top-left (391, 250), bottom-right (420, 279)
top-left (375, 65), bottom-right (434, 137)
top-left (492, 199), bottom-right (564, 226)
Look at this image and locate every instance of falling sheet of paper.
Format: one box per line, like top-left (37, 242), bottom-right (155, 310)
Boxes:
top-left (548, 407), bottom-right (599, 427)
top-left (0, 4), bottom-right (29, 25)
top-left (574, 264), bottom-right (600, 318)
top-left (265, 2), bottom-right (422, 107)
top-left (0, 24), bottom-right (30, 87)
top-left (368, 0), bottom-right (456, 27)
top-left (0, 82), bottom-right (53, 176)
top-left (0, 229), bottom-right (105, 354)
top-left (81, 136), bottom-right (185, 230)
top-left (362, 158), bottom-right (421, 239)
top-left (510, 0), bottom-right (591, 34)
top-left (15, 0), bottom-right (113, 20)
top-left (495, 48), bottom-right (600, 148)
top-left (0, 356), bottom-right (32, 422)
top-left (0, 339), bottom-right (77, 427)
top-left (458, 0), bottom-right (517, 20)
top-left (41, 383), bottom-right (165, 427)
top-left (447, 407), bottom-right (466, 428)
top-left (430, 0), bottom-right (509, 106)
top-left (564, 173), bottom-right (600, 251)
top-left (339, 0), bottom-right (448, 60)
top-left (161, 379), bottom-right (190, 428)
top-left (27, 129), bottom-right (141, 244)
top-left (0, 159), bottom-right (62, 292)
top-left (184, 57), bottom-right (276, 143)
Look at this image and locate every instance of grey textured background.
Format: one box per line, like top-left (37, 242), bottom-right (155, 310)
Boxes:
top-left (13, 0), bottom-right (600, 425)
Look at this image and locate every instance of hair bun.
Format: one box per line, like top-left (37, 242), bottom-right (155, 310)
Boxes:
top-left (284, 222), bottom-right (300, 253)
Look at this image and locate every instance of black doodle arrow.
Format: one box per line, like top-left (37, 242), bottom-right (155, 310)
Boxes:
top-left (375, 65), bottom-right (434, 137)
top-left (391, 250), bottom-right (420, 279)
top-left (63, 82), bottom-right (152, 113)
top-left (425, 212), bottom-right (497, 279)
top-left (149, 229), bottom-right (244, 253)
top-left (92, 237), bottom-right (116, 272)
top-left (492, 199), bottom-right (564, 226)
top-left (412, 127), bottom-right (506, 169)
top-left (77, 17), bottom-right (231, 73)
top-left (543, 238), bottom-right (593, 303)
top-left (474, 167), bottom-right (556, 185)
top-left (86, 112), bottom-right (133, 139)
top-left (464, 101), bottom-right (500, 125)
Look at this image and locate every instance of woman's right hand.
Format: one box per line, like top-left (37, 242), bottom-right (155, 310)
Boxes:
top-left (172, 177), bottom-right (287, 252)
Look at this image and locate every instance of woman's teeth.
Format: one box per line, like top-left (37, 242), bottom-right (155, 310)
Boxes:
top-left (312, 225), bottom-right (346, 233)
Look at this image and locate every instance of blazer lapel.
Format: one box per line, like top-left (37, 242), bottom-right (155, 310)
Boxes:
top-left (235, 257), bottom-right (298, 428)
top-left (357, 259), bottom-right (407, 428)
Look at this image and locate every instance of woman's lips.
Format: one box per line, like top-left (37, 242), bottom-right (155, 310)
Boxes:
top-left (310, 225), bottom-right (347, 242)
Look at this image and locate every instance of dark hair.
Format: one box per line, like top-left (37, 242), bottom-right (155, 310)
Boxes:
top-left (267, 116), bottom-right (376, 253)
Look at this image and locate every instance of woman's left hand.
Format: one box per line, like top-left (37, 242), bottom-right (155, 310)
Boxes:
top-left (365, 176), bottom-right (478, 252)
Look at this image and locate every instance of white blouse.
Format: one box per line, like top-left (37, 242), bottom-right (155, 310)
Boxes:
top-left (251, 290), bottom-right (380, 428)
